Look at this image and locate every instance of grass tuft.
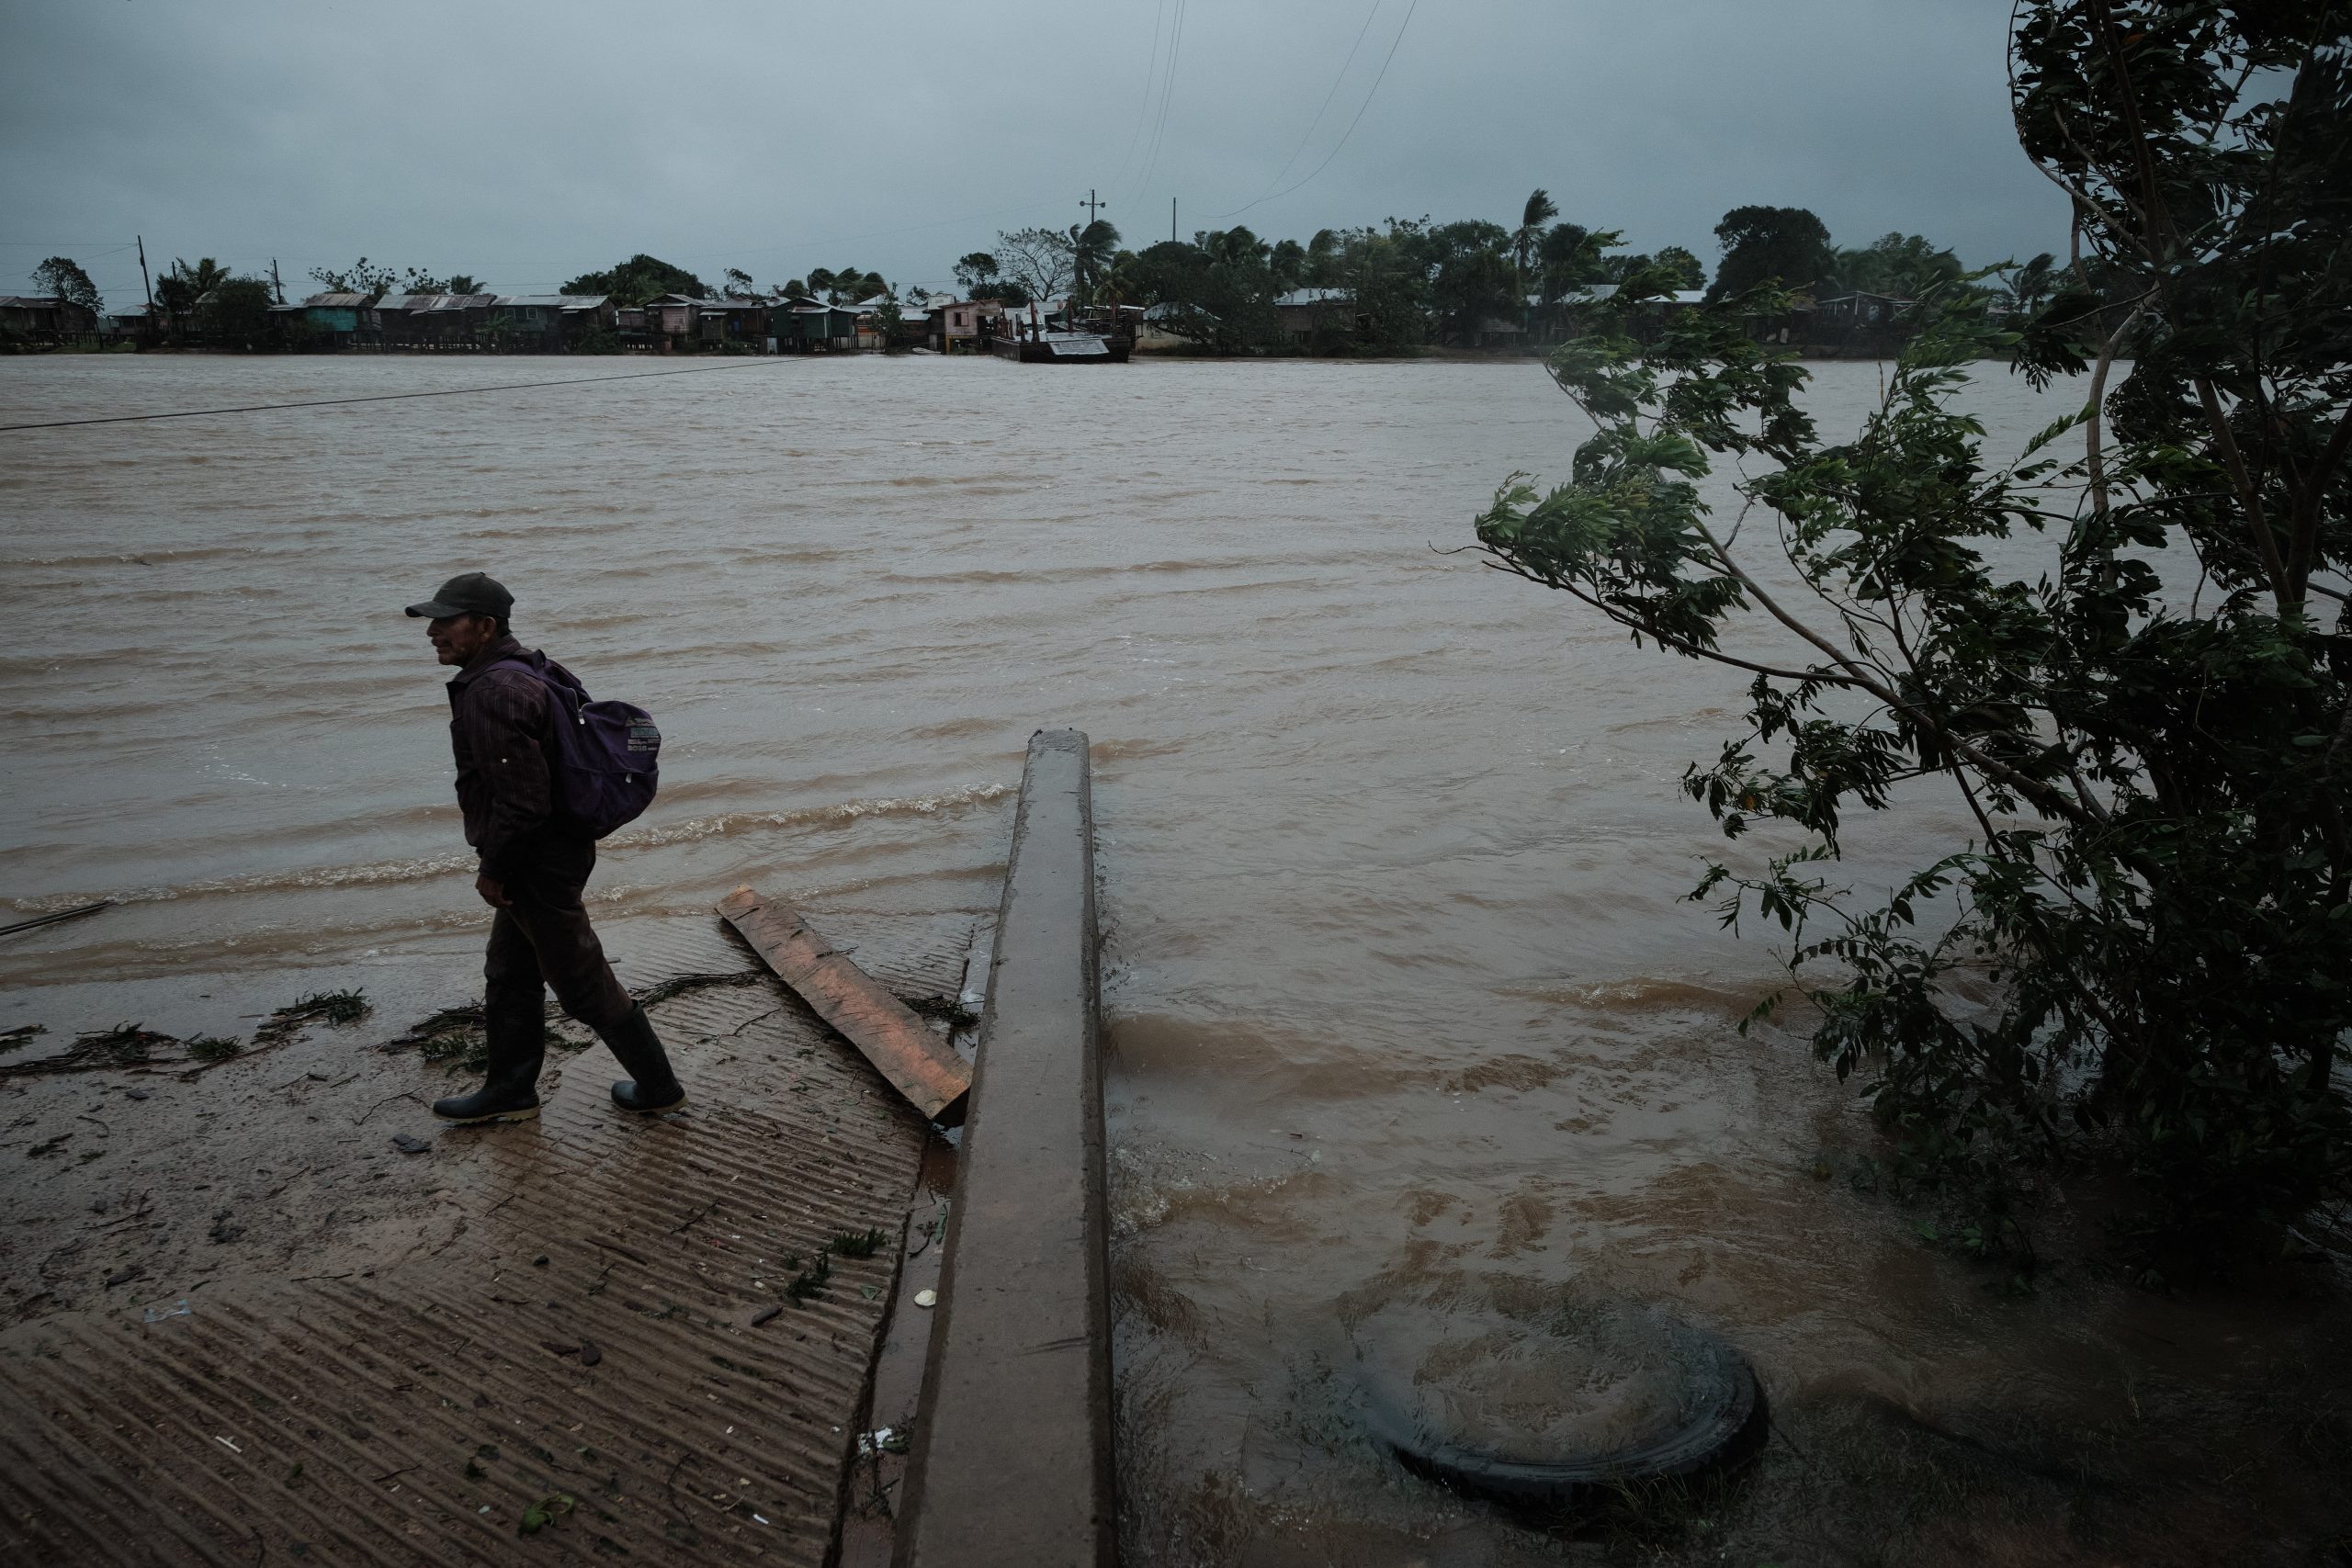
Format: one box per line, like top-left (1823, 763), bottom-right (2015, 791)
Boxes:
top-left (826, 1227), bottom-right (888, 1259)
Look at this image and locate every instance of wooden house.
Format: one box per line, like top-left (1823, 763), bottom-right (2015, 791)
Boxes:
top-left (288, 291), bottom-right (376, 346)
top-left (775, 299), bottom-right (857, 352)
top-left (492, 294), bottom-right (616, 350)
top-left (701, 298), bottom-right (770, 345)
top-left (930, 299), bottom-right (997, 352)
top-left (1273, 287), bottom-right (1352, 345)
top-left (104, 303), bottom-right (159, 344)
top-left (0, 295), bottom-right (100, 340)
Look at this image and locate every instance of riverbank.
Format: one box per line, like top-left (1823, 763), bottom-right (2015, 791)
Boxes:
top-left (6, 353), bottom-right (2346, 1563)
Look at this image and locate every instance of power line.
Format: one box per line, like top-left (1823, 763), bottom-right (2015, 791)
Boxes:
top-left (1103, 0), bottom-right (1170, 199)
top-left (1209, 1), bottom-right (1386, 220)
top-left (0, 356), bottom-right (794, 435)
top-left (1212, 0), bottom-right (1419, 223)
top-left (1134, 0), bottom-right (1188, 205)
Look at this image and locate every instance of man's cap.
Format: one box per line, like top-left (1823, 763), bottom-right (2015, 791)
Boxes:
top-left (404, 571), bottom-right (514, 621)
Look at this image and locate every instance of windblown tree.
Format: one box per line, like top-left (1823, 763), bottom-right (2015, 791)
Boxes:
top-left (1475, 0), bottom-right (2352, 1271)
top-left (1708, 205), bottom-right (1834, 299)
top-left (1128, 230), bottom-right (1283, 350)
top-left (1512, 188), bottom-right (1560, 283)
top-left (2007, 251), bottom-right (2060, 315)
top-left (560, 254), bottom-right (710, 306)
top-left (200, 275), bottom-right (277, 345)
top-left (1306, 228), bottom-right (1342, 288)
top-left (153, 257), bottom-right (232, 338)
top-left (1600, 247), bottom-right (1707, 290)
top-left (1423, 220), bottom-right (1517, 343)
top-left (30, 255), bottom-right (101, 314)
top-left (1270, 238), bottom-right (1308, 293)
top-left (1070, 219), bottom-right (1122, 303)
top-left (310, 257), bottom-right (397, 296)
top-left (824, 268), bottom-right (887, 304)
top-left (1650, 244), bottom-right (1707, 291)
top-left (992, 227), bottom-right (1078, 306)
top-left (1536, 221), bottom-right (1611, 303)
top-left (953, 251), bottom-right (1025, 305)
top-left (1827, 231), bottom-right (1968, 298)
top-left (1300, 220), bottom-right (1439, 351)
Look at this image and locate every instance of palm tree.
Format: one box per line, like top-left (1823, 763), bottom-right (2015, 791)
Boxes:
top-left (1199, 227), bottom-right (1269, 269)
top-left (1097, 250), bottom-right (1142, 310)
top-left (1306, 229), bottom-right (1341, 288)
top-left (1512, 189), bottom-right (1559, 283)
top-left (172, 257), bottom-right (232, 299)
top-left (1069, 220), bottom-right (1121, 302)
top-left (2007, 252), bottom-right (2057, 314)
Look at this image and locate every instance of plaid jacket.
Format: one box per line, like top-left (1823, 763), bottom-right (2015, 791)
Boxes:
top-left (445, 635), bottom-right (578, 877)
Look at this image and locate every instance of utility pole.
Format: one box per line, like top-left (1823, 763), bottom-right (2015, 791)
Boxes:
top-left (1080, 188), bottom-right (1108, 226)
top-left (270, 258), bottom-right (284, 304)
top-left (136, 235), bottom-right (153, 311)
top-left (1171, 197), bottom-right (1177, 244)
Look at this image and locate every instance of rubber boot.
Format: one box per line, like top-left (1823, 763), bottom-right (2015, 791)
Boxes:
top-left (432, 1008), bottom-right (545, 1124)
top-left (600, 1005), bottom-right (686, 1114)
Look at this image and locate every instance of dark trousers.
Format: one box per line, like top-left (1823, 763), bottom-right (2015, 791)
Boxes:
top-left (483, 834), bottom-right (636, 1051)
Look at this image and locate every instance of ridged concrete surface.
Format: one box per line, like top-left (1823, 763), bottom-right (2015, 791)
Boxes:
top-left (0, 912), bottom-right (974, 1566)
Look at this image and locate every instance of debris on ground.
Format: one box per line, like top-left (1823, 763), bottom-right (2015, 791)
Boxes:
top-left (4, 1022), bottom-right (175, 1079)
top-left (633, 970), bottom-right (765, 1007)
top-left (255, 989), bottom-right (372, 1046)
top-left (385, 1002), bottom-right (584, 1076)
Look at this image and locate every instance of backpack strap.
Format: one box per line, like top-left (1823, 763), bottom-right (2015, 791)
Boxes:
top-left (481, 658), bottom-right (585, 725)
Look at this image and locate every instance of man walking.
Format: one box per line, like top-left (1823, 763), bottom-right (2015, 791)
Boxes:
top-left (406, 571), bottom-right (685, 1123)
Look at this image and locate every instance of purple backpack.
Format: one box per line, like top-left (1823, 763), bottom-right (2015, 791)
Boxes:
top-left (491, 658), bottom-right (660, 839)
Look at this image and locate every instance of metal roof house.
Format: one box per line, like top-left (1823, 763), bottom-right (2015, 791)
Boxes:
top-left (286, 291), bottom-right (376, 343)
top-left (372, 292), bottom-right (499, 347)
top-left (491, 294), bottom-right (615, 348)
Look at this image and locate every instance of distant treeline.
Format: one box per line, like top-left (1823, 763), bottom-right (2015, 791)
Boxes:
top-left (12, 197), bottom-right (2070, 356)
top-left (943, 196), bottom-right (2067, 355)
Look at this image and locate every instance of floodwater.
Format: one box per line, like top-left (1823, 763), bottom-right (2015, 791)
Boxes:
top-left (4, 353), bottom-right (2345, 1564)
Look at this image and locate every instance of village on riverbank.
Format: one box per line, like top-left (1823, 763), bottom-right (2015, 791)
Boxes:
top-left (4, 195), bottom-right (2040, 363)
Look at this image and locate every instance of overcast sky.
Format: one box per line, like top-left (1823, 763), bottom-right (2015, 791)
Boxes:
top-left (3, 0), bottom-right (2063, 305)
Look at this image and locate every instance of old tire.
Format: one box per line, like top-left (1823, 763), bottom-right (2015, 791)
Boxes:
top-left (1359, 1312), bottom-right (1769, 1510)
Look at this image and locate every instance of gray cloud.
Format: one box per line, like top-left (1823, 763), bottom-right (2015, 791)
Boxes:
top-left (2, 0), bottom-right (2063, 307)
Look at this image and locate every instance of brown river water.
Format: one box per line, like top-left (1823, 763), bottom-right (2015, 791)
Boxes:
top-left (4, 354), bottom-right (2346, 1564)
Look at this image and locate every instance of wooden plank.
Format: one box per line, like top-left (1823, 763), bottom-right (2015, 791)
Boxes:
top-left (718, 886), bottom-right (972, 1125)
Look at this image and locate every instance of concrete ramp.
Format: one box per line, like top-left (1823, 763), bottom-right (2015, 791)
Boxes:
top-left (0, 912), bottom-right (976, 1566)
